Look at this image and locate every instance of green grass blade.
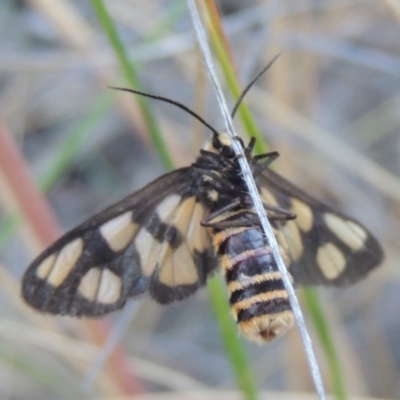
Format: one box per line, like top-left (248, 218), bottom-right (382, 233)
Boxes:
top-left (90, 0), bottom-right (174, 170)
top-left (207, 275), bottom-right (258, 400)
top-left (0, 214), bottom-right (22, 252)
top-left (210, 38), bottom-right (266, 154)
top-left (147, 2), bottom-right (187, 42)
top-left (203, 3), bottom-right (347, 399)
top-left (90, 7), bottom-right (256, 397)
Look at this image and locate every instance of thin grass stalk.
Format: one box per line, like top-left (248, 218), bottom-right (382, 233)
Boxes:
top-left (207, 276), bottom-right (258, 400)
top-left (200, 3), bottom-right (349, 399)
top-left (303, 288), bottom-right (347, 400)
top-left (201, 0), bottom-right (266, 155)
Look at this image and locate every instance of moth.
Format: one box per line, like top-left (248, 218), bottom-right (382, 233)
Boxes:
top-left (22, 77), bottom-right (383, 344)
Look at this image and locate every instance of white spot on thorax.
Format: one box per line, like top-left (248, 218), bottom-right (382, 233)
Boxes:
top-left (208, 189), bottom-right (219, 202)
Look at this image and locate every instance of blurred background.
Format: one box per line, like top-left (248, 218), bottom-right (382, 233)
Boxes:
top-left (0, 0), bottom-right (399, 399)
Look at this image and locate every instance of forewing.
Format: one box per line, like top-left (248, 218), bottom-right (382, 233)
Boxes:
top-left (257, 168), bottom-right (383, 286)
top-left (22, 168), bottom-right (217, 316)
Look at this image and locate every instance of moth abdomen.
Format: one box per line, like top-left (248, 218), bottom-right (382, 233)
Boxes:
top-left (213, 219), bottom-right (295, 344)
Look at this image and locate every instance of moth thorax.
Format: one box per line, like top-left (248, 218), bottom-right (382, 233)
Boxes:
top-left (238, 311), bottom-right (295, 344)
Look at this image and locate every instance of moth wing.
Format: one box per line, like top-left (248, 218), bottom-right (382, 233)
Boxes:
top-left (257, 167), bottom-right (383, 286)
top-left (22, 168), bottom-right (217, 316)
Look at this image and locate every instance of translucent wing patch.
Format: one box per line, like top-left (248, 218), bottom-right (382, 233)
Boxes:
top-left (257, 168), bottom-right (383, 286)
top-left (135, 194), bottom-right (216, 303)
top-left (22, 169), bottom-right (217, 316)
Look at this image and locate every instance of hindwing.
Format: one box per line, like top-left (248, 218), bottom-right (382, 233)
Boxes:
top-left (22, 168), bottom-right (217, 316)
top-left (257, 168), bottom-right (383, 286)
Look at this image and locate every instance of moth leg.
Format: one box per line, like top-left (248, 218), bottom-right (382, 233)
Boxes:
top-left (208, 210), bottom-right (294, 229)
top-left (244, 137), bottom-right (256, 157)
top-left (232, 135), bottom-right (245, 148)
top-left (200, 204), bottom-right (296, 229)
top-left (210, 204), bottom-right (294, 228)
top-left (201, 196), bottom-right (296, 229)
top-left (201, 199), bottom-right (241, 228)
top-left (252, 152), bottom-right (280, 177)
top-left (204, 218), bottom-right (257, 229)
top-left (253, 151), bottom-right (280, 163)
top-left (221, 154), bottom-right (243, 173)
top-left (263, 203), bottom-right (296, 221)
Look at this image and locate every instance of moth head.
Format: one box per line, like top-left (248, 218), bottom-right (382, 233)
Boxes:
top-left (210, 131), bottom-right (236, 158)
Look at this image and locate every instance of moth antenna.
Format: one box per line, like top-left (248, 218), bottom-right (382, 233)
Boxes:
top-left (109, 86), bottom-right (220, 137)
top-left (231, 53), bottom-right (281, 118)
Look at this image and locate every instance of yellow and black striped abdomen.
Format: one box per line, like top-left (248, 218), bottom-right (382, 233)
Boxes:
top-left (213, 223), bottom-right (295, 344)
